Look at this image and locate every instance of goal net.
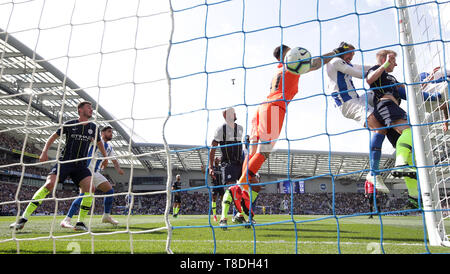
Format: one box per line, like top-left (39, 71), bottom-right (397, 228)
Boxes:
top-left (0, 0), bottom-right (175, 254)
top-left (1, 0), bottom-right (450, 255)
top-left (397, 0), bottom-right (450, 246)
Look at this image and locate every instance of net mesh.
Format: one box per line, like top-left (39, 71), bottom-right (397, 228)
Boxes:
top-left (405, 0), bottom-right (450, 243)
top-left (0, 0), bottom-right (449, 254)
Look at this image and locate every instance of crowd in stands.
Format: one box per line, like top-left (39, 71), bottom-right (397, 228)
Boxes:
top-left (255, 192), bottom-right (406, 215)
top-left (0, 158), bottom-right (50, 177)
top-left (0, 183), bottom-right (76, 216)
top-left (118, 190), bottom-right (449, 216)
top-left (0, 132), bottom-right (41, 156)
top-left (0, 132), bottom-right (51, 177)
top-left (1, 180), bottom-right (418, 217)
top-left (0, 131), bottom-right (446, 218)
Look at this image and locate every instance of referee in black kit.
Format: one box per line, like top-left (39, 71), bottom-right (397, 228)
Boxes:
top-left (172, 174), bottom-right (182, 218)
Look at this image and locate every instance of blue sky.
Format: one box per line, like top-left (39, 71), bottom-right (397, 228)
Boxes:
top-left (165, 0), bottom-right (404, 154)
top-left (0, 0), bottom-right (448, 154)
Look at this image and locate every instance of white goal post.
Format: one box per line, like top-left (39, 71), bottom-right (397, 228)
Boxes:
top-left (396, 0), bottom-right (450, 246)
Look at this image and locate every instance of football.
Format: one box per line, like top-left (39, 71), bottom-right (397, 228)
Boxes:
top-left (284, 47), bottom-right (311, 75)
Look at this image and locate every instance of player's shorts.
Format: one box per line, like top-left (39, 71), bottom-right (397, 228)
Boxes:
top-left (91, 172), bottom-right (109, 188)
top-left (212, 185), bottom-right (225, 197)
top-left (367, 195), bottom-right (381, 208)
top-left (373, 99), bottom-right (408, 127)
top-left (338, 94), bottom-right (374, 127)
top-left (50, 163), bottom-right (92, 187)
top-left (173, 193), bottom-right (181, 204)
top-left (211, 171), bottom-right (224, 196)
top-left (221, 162), bottom-right (242, 184)
top-left (251, 102), bottom-right (286, 143)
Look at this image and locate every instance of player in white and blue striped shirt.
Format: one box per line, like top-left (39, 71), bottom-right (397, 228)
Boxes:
top-left (420, 66), bottom-right (449, 132)
top-left (326, 42), bottom-right (390, 194)
top-left (60, 126), bottom-right (125, 230)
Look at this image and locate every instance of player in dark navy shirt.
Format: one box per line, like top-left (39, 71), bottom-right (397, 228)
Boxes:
top-left (55, 119), bottom-right (100, 166)
top-left (10, 101), bottom-right (108, 231)
top-left (366, 50), bottom-right (419, 204)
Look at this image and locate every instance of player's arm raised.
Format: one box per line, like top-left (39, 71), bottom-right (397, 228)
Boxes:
top-left (309, 51), bottom-right (336, 72)
top-left (366, 53), bottom-right (395, 85)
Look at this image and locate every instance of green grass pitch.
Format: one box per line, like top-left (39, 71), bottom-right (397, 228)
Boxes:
top-left (1, 214), bottom-right (449, 254)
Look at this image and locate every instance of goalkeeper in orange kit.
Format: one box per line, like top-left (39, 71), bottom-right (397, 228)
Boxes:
top-left (224, 44), bottom-right (338, 227)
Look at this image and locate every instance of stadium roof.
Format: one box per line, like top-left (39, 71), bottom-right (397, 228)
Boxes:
top-left (0, 29), bottom-right (406, 183)
top-left (0, 29), bottom-right (147, 169)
